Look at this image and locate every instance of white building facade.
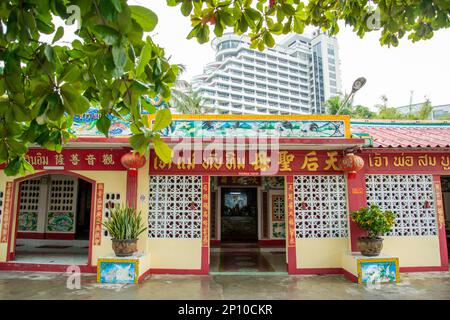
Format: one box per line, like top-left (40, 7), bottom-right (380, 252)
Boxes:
top-left (192, 31), bottom-right (342, 115)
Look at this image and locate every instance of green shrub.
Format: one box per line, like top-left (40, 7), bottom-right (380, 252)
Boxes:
top-left (102, 205), bottom-right (147, 240)
top-left (350, 204), bottom-right (396, 239)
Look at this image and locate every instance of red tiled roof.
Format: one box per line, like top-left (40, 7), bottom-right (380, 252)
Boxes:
top-left (350, 122), bottom-right (450, 148)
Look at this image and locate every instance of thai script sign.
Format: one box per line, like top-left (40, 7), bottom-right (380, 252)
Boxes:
top-left (366, 153), bottom-right (450, 173)
top-left (1, 182), bottom-right (13, 243)
top-left (149, 150), bottom-right (344, 176)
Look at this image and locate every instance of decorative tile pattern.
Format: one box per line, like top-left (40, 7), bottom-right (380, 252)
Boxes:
top-left (365, 174), bottom-right (437, 236)
top-left (294, 175), bottom-right (348, 238)
top-left (148, 175), bottom-right (202, 239)
top-left (18, 178), bottom-right (41, 231)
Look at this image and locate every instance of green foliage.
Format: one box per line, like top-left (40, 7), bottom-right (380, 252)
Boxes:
top-left (102, 205), bottom-right (147, 240)
top-left (168, 0), bottom-right (450, 49)
top-left (0, 0), bottom-right (176, 176)
top-left (351, 204), bottom-right (396, 239)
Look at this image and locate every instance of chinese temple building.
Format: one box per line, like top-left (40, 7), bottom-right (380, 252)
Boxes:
top-left (0, 112), bottom-right (448, 283)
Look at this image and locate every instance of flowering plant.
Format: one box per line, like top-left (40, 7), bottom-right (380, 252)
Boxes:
top-left (350, 205), bottom-right (396, 239)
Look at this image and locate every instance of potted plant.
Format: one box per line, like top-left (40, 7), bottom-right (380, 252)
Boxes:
top-left (350, 204), bottom-right (396, 257)
top-left (102, 205), bottom-right (147, 257)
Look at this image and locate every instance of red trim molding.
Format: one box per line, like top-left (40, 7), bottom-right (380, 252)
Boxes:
top-left (400, 266), bottom-right (448, 272)
top-left (285, 176), bottom-right (297, 274)
top-left (258, 239), bottom-right (285, 246)
top-left (146, 268), bottom-right (210, 275)
top-left (0, 262), bottom-right (96, 273)
top-left (342, 268), bottom-right (359, 283)
top-left (17, 232), bottom-right (45, 239)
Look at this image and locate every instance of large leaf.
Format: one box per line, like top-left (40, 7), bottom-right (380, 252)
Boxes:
top-left (60, 84), bottom-right (91, 115)
top-left (152, 108), bottom-right (172, 132)
top-left (96, 114), bottom-right (111, 137)
top-left (129, 6), bottom-right (158, 32)
top-left (153, 135), bottom-right (172, 164)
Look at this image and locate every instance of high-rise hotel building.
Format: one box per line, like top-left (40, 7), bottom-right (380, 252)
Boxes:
top-left (191, 31), bottom-right (342, 114)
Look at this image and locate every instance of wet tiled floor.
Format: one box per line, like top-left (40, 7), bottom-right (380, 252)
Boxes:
top-left (0, 270), bottom-right (449, 300)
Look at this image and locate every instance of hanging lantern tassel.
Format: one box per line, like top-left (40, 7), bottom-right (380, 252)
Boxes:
top-left (121, 151), bottom-right (147, 176)
top-left (338, 152), bottom-right (364, 178)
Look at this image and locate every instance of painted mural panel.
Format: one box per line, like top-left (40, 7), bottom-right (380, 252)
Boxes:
top-left (97, 260), bottom-right (138, 284)
top-left (161, 119), bottom-right (346, 138)
top-left (46, 212), bottom-right (74, 232)
top-left (18, 212), bottom-right (38, 231)
top-left (358, 258), bottom-right (399, 284)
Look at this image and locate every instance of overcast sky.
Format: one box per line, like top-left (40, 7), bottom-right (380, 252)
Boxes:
top-left (135, 1), bottom-right (450, 109)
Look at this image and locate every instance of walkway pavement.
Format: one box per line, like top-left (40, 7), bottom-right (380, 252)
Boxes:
top-left (0, 271), bottom-right (449, 300)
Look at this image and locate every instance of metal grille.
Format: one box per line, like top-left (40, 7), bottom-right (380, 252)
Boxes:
top-left (366, 174), bottom-right (437, 236)
top-left (148, 175), bottom-right (202, 239)
top-left (294, 175), bottom-right (348, 238)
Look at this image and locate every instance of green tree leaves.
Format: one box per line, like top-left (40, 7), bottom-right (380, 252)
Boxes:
top-left (171, 0), bottom-right (449, 49)
top-left (0, 1), bottom-right (176, 176)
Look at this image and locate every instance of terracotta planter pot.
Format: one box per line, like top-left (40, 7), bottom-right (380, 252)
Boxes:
top-left (357, 237), bottom-right (383, 257)
top-left (111, 239), bottom-right (138, 257)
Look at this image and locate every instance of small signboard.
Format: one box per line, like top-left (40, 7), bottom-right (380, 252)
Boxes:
top-left (97, 258), bottom-right (139, 284)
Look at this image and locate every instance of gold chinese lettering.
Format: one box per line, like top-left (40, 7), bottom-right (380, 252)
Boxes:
top-left (278, 151), bottom-right (294, 172)
top-left (251, 152), bottom-right (271, 171)
top-left (85, 154), bottom-right (96, 166)
top-left (300, 151), bottom-right (319, 171)
top-left (324, 151), bottom-right (339, 171)
top-left (102, 154), bottom-right (115, 165)
top-left (70, 154), bottom-right (80, 166)
top-left (55, 154), bottom-right (64, 166)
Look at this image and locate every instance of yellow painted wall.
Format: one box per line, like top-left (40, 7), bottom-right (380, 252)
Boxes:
top-left (296, 238), bottom-right (348, 268)
top-left (382, 236), bottom-right (441, 267)
top-left (72, 170), bottom-right (128, 265)
top-left (147, 239), bottom-right (202, 269)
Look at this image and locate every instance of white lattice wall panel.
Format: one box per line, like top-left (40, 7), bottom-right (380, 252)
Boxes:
top-left (294, 175), bottom-right (348, 238)
top-left (148, 175), bottom-right (202, 239)
top-left (366, 174), bottom-right (437, 236)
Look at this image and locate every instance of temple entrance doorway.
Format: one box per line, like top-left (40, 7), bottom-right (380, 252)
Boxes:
top-left (12, 173), bottom-right (93, 265)
top-left (210, 176), bottom-right (287, 274)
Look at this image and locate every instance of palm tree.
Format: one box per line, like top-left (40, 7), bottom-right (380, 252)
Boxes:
top-left (170, 64), bottom-right (210, 114)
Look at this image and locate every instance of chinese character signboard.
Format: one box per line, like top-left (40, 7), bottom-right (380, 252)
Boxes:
top-left (201, 176), bottom-right (209, 247)
top-left (12, 149), bottom-right (130, 171)
top-left (94, 183), bottom-right (105, 245)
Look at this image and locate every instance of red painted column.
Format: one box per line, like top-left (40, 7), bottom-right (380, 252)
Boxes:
top-left (126, 170), bottom-right (138, 209)
top-left (346, 169), bottom-right (368, 252)
top-left (285, 176), bottom-right (297, 274)
top-left (432, 175), bottom-right (449, 270)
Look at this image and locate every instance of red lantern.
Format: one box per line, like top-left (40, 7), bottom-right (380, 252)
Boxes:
top-left (338, 152), bottom-right (364, 174)
top-left (121, 152), bottom-right (146, 171)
